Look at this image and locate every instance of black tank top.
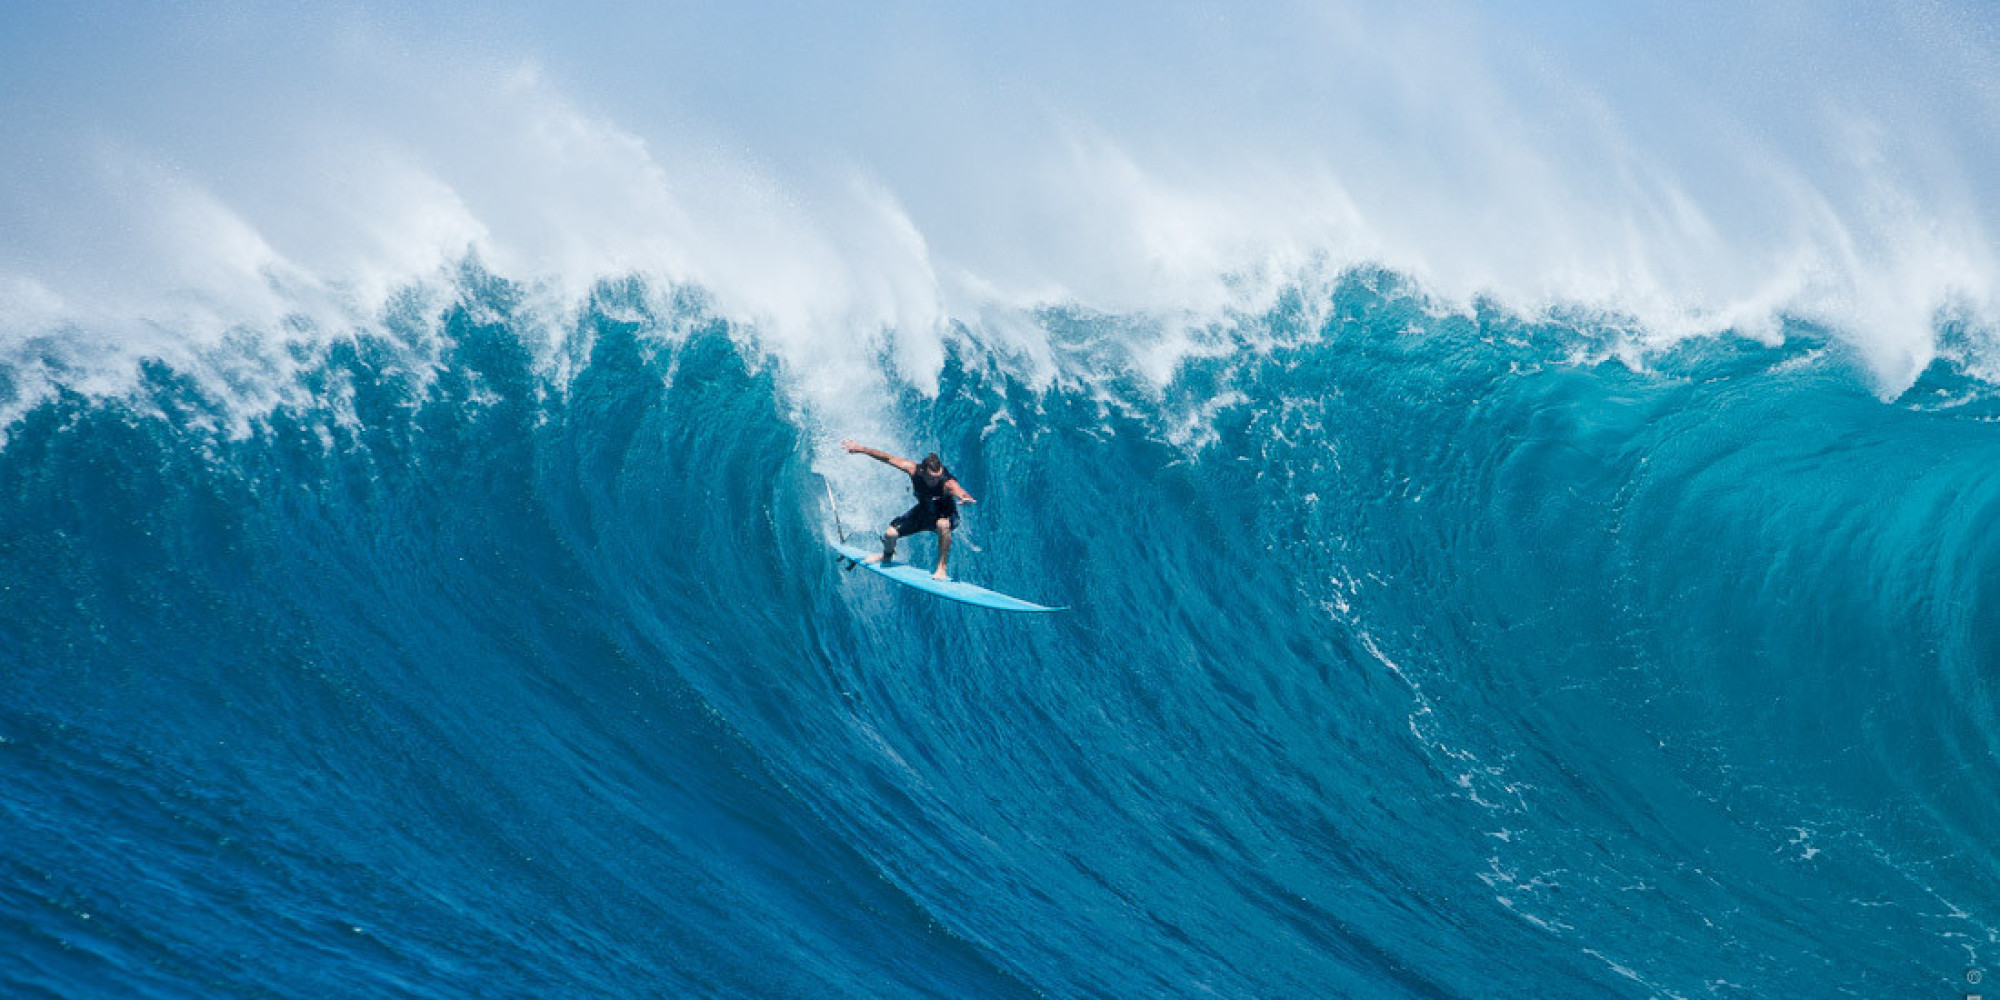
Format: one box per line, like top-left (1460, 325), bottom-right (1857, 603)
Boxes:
top-left (911, 466), bottom-right (954, 507)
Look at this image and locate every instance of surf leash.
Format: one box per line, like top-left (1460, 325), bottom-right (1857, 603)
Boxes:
top-left (824, 478), bottom-right (848, 543)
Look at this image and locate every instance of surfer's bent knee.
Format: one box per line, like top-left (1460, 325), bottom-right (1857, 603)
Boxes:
top-left (935, 518), bottom-right (951, 535)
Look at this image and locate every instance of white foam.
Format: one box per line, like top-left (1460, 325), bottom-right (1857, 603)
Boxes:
top-left (2, 0), bottom-right (1996, 430)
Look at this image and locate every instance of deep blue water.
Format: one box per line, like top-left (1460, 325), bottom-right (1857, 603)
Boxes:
top-left (2, 269), bottom-right (1995, 998)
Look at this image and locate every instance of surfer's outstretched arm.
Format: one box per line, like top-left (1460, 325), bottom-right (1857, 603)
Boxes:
top-left (841, 439), bottom-right (917, 474)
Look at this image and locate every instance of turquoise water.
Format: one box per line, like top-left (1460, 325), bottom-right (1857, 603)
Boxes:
top-left (2, 268), bottom-right (1994, 997)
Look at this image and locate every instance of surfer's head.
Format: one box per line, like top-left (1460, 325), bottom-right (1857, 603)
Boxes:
top-left (922, 453), bottom-right (943, 473)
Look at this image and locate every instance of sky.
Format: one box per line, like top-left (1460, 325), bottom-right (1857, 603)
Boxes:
top-left (2, 0), bottom-right (1999, 391)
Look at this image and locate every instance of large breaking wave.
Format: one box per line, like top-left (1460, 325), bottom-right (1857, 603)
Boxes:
top-left (3, 263), bottom-right (1994, 998)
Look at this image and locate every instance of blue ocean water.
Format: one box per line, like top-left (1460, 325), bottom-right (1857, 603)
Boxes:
top-left (2, 266), bottom-right (1995, 998)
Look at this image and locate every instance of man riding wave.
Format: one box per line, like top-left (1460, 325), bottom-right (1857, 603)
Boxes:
top-left (841, 440), bottom-right (977, 580)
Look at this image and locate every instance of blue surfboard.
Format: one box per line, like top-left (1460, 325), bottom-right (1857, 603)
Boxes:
top-left (832, 543), bottom-right (1066, 613)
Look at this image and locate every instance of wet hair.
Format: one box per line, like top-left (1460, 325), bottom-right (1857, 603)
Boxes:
top-left (922, 452), bottom-right (943, 472)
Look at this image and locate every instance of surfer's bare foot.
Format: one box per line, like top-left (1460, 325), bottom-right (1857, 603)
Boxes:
top-left (865, 552), bottom-right (888, 565)
top-left (932, 567), bottom-right (949, 581)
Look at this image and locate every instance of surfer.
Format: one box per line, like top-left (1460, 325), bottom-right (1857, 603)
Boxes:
top-left (841, 440), bottom-right (977, 580)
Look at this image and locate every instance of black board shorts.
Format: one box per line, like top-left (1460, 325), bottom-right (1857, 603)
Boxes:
top-left (890, 502), bottom-right (959, 536)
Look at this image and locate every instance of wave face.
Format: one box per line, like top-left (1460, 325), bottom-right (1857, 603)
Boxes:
top-left (3, 269), bottom-right (1997, 998)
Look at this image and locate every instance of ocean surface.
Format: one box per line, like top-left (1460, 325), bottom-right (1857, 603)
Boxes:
top-left (2, 262), bottom-right (1995, 999)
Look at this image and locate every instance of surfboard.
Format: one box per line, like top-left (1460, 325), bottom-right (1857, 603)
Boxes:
top-left (832, 543), bottom-right (1066, 613)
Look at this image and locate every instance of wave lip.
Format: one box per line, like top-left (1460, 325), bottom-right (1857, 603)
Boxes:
top-left (8, 3), bottom-right (2000, 407)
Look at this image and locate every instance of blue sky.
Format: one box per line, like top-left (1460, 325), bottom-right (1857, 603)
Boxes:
top-left (6, 0), bottom-right (1993, 186)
